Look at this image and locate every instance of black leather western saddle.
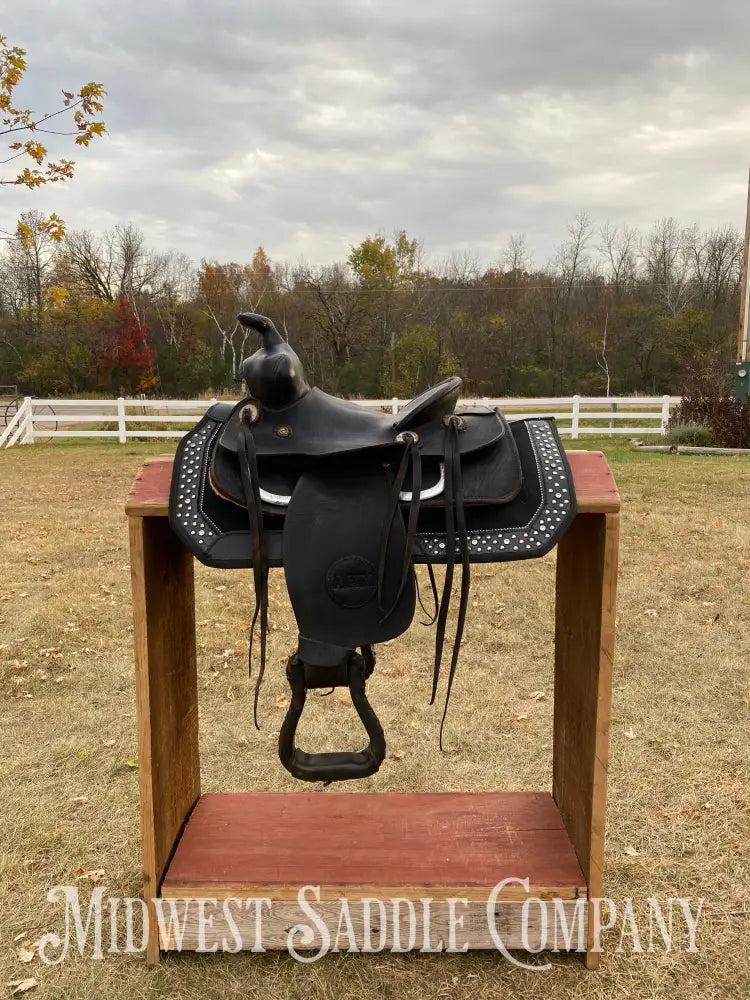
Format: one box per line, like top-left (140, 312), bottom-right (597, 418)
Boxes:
top-left (169, 313), bottom-right (576, 783)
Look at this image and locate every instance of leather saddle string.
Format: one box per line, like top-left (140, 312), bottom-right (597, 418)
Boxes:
top-left (238, 422), bottom-right (269, 728)
top-left (430, 423), bottom-right (456, 704)
top-left (377, 434), bottom-right (421, 622)
top-left (416, 564), bottom-right (439, 626)
top-left (430, 417), bottom-right (471, 748)
top-left (438, 418), bottom-right (471, 751)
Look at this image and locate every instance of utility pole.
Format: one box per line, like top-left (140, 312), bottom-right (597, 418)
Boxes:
top-left (734, 166), bottom-right (750, 401)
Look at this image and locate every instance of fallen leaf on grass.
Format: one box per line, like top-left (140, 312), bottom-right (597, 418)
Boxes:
top-left (6, 979), bottom-right (37, 995)
top-left (644, 609), bottom-right (658, 618)
top-left (275, 695), bottom-right (288, 709)
top-left (623, 846), bottom-right (640, 858)
top-left (389, 750), bottom-right (405, 761)
top-left (516, 712), bottom-right (529, 721)
top-left (409, 719), bottom-right (420, 730)
top-left (70, 796), bottom-right (88, 805)
top-left (75, 868), bottom-right (105, 882)
top-left (126, 758), bottom-right (138, 769)
top-left (16, 947), bottom-right (34, 964)
top-left (529, 690), bottom-right (546, 701)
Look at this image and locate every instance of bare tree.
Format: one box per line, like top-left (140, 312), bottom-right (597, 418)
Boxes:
top-left (595, 310), bottom-right (611, 396)
top-left (597, 222), bottom-right (639, 293)
top-left (640, 217), bottom-right (695, 315)
top-left (687, 224), bottom-right (743, 313)
top-left (149, 251), bottom-right (196, 347)
top-left (296, 262), bottom-right (366, 378)
top-left (434, 251), bottom-right (481, 286)
top-left (62, 224), bottom-right (167, 302)
top-left (501, 233), bottom-right (532, 277)
top-left (537, 213), bottom-right (593, 387)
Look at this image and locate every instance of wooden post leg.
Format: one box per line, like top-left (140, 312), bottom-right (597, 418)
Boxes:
top-left (129, 515), bottom-right (201, 965)
top-left (553, 512), bottom-right (619, 969)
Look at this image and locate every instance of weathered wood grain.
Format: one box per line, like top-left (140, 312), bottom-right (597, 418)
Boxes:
top-left (157, 897), bottom-right (588, 953)
top-left (553, 511), bottom-right (619, 968)
top-left (130, 515), bottom-right (201, 964)
top-left (161, 791), bottom-right (587, 902)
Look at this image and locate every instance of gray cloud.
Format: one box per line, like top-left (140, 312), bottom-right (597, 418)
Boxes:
top-left (4, 0), bottom-right (750, 267)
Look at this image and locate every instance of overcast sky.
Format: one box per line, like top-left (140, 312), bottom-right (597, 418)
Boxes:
top-left (4, 1), bottom-right (750, 268)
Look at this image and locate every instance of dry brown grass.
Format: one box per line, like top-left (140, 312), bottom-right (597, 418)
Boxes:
top-left (0, 440), bottom-right (748, 1000)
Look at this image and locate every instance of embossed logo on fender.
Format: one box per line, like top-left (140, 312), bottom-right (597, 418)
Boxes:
top-left (326, 556), bottom-right (377, 608)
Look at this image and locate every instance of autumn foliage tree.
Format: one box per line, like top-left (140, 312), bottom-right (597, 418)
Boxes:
top-left (96, 296), bottom-right (156, 394)
top-left (1, 35), bottom-right (105, 240)
top-left (0, 218), bottom-right (743, 400)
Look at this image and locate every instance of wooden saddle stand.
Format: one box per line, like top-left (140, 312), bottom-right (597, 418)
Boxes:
top-left (127, 450), bottom-right (619, 967)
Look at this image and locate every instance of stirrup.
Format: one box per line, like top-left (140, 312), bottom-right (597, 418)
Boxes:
top-left (278, 644), bottom-right (385, 783)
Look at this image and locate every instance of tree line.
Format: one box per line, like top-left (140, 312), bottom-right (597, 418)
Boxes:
top-left (0, 210), bottom-right (743, 399)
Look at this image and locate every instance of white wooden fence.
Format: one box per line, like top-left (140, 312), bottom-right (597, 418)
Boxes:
top-left (0, 394), bottom-right (681, 448)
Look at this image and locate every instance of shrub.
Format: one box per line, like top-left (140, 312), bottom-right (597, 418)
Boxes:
top-left (665, 421), bottom-right (715, 448)
top-left (668, 395), bottom-right (750, 449)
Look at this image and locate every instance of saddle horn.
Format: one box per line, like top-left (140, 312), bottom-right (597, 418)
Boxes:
top-left (238, 311), bottom-right (285, 346)
top-left (239, 312), bottom-right (309, 408)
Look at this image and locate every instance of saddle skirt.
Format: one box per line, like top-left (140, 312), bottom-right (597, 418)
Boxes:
top-left (169, 312), bottom-right (577, 783)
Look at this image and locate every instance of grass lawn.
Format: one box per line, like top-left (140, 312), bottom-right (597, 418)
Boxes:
top-left (0, 436), bottom-right (748, 999)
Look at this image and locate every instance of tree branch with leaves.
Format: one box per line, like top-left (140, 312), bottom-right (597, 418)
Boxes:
top-left (1, 35), bottom-right (105, 241)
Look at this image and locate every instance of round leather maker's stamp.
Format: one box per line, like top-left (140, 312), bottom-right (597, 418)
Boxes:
top-left (325, 555), bottom-right (377, 608)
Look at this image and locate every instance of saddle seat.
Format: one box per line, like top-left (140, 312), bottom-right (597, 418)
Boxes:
top-left (211, 315), bottom-right (520, 513)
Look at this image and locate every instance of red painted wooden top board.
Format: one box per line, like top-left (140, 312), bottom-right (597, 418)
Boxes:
top-left (126, 450), bottom-right (620, 517)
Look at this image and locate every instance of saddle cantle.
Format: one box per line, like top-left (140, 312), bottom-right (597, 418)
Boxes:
top-left (169, 312), bottom-right (577, 783)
